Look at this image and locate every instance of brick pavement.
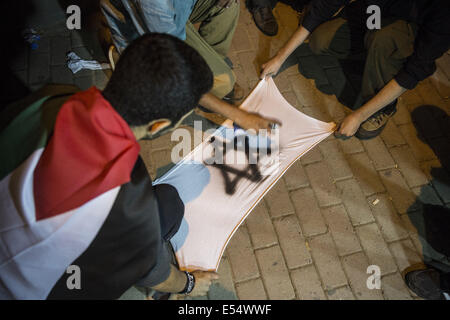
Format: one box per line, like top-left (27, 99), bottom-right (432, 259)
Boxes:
top-left (12, 2), bottom-right (450, 300)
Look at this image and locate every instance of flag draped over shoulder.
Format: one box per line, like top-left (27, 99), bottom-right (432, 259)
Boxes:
top-left (0, 87), bottom-right (140, 299)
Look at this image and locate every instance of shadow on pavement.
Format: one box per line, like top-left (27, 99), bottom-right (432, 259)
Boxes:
top-left (407, 105), bottom-right (450, 272)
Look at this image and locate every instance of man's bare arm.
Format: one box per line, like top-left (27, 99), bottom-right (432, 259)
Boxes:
top-left (151, 264), bottom-right (218, 296)
top-left (260, 26), bottom-right (311, 79)
top-left (199, 93), bottom-right (281, 132)
top-left (337, 79), bottom-right (407, 137)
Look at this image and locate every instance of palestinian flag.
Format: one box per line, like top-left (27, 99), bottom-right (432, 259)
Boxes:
top-left (0, 86), bottom-right (177, 299)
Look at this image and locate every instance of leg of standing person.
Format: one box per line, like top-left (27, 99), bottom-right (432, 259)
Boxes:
top-left (185, 0), bottom-right (239, 100)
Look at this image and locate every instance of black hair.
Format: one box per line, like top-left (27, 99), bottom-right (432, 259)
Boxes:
top-left (103, 33), bottom-right (213, 126)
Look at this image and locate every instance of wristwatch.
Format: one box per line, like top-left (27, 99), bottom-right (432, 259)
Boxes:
top-left (178, 271), bottom-right (195, 295)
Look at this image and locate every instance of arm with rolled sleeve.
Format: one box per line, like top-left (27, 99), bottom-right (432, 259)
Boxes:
top-left (395, 18), bottom-right (450, 90)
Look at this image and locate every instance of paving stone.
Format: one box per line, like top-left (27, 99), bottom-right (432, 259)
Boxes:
top-left (411, 105), bottom-right (444, 140)
top-left (398, 123), bottom-right (436, 162)
top-left (320, 94), bottom-right (347, 123)
top-left (362, 137), bottom-right (396, 170)
top-left (246, 202), bottom-right (278, 249)
top-left (390, 145), bottom-right (430, 188)
top-left (227, 227), bottom-right (260, 283)
top-left (416, 80), bottom-right (448, 111)
top-left (291, 266), bottom-right (326, 300)
top-left (399, 214), bottom-right (424, 257)
top-left (273, 72), bottom-right (292, 93)
top-left (380, 120), bottom-right (407, 148)
top-left (235, 279), bottom-right (267, 300)
top-left (400, 89), bottom-right (424, 108)
top-left (231, 27), bottom-right (253, 52)
top-left (29, 52), bottom-right (50, 84)
top-left (321, 205), bottom-right (361, 256)
top-left (430, 67), bottom-right (450, 100)
top-left (302, 105), bottom-right (333, 123)
top-left (208, 255), bottom-right (238, 300)
top-left (381, 273), bottom-right (413, 300)
top-left (237, 51), bottom-right (259, 82)
top-left (379, 169), bottom-right (417, 214)
top-left (283, 161), bottom-right (309, 190)
top-left (411, 184), bottom-right (443, 206)
top-left (428, 137), bottom-right (450, 158)
top-left (319, 140), bottom-right (353, 181)
top-left (50, 36), bottom-right (71, 65)
top-left (336, 179), bottom-right (375, 226)
top-left (347, 153), bottom-right (385, 196)
top-left (356, 223), bottom-right (398, 275)
top-left (290, 188), bottom-right (328, 237)
top-left (392, 100), bottom-right (412, 125)
top-left (368, 194), bottom-right (409, 242)
top-left (264, 179), bottom-right (295, 217)
top-left (308, 233), bottom-right (348, 290)
top-left (281, 90), bottom-right (302, 109)
top-left (341, 252), bottom-right (384, 300)
top-left (326, 286), bottom-right (355, 300)
top-left (305, 161), bottom-right (341, 207)
top-left (255, 246), bottom-right (295, 300)
top-left (273, 215), bottom-right (312, 269)
top-left (300, 146), bottom-right (323, 165)
top-left (338, 136), bottom-right (364, 154)
top-left (289, 74), bottom-right (321, 108)
top-left (389, 239), bottom-right (423, 273)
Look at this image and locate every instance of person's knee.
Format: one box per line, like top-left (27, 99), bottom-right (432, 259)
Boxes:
top-left (309, 30), bottom-right (329, 55)
top-left (365, 28), bottom-right (396, 56)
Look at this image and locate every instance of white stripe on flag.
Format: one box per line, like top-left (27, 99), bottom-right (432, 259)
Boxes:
top-left (0, 149), bottom-right (120, 299)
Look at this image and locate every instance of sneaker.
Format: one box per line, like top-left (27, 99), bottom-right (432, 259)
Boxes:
top-left (251, 6), bottom-right (278, 37)
top-left (355, 104), bottom-right (397, 140)
top-left (403, 265), bottom-right (447, 300)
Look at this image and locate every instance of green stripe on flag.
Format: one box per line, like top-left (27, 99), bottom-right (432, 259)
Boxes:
top-left (0, 88), bottom-right (81, 181)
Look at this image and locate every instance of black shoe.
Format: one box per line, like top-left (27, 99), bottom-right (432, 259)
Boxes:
top-left (251, 6), bottom-right (278, 36)
top-left (403, 265), bottom-right (447, 300)
top-left (355, 101), bottom-right (397, 140)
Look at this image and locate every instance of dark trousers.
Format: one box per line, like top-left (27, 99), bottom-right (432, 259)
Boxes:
top-left (308, 17), bottom-right (417, 112)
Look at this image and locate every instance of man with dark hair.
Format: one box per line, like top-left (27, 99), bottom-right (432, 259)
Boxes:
top-left (0, 33), bottom-right (217, 299)
top-left (261, 0), bottom-right (450, 140)
top-left (100, 0), bottom-right (278, 132)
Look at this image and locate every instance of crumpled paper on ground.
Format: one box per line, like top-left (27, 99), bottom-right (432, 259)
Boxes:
top-left (66, 52), bottom-right (111, 74)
